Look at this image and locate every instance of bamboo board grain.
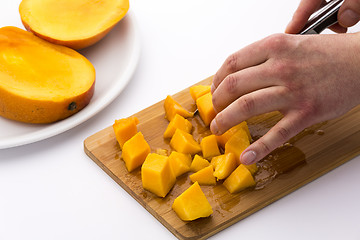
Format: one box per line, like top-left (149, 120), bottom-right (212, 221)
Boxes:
top-left (84, 76), bottom-right (360, 240)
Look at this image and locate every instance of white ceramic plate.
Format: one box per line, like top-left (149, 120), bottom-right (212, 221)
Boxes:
top-left (0, 8), bottom-right (140, 149)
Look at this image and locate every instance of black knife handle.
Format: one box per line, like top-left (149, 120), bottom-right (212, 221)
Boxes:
top-left (299, 0), bottom-right (344, 35)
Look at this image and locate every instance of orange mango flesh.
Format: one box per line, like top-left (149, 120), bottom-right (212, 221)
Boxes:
top-left (196, 92), bottom-right (216, 126)
top-left (0, 26), bottom-right (95, 123)
top-left (163, 114), bottom-right (192, 139)
top-left (200, 134), bottom-right (221, 159)
top-left (155, 148), bottom-right (169, 156)
top-left (190, 154), bottom-right (210, 172)
top-left (223, 164), bottom-right (256, 194)
top-left (122, 132), bottom-right (151, 172)
top-left (164, 95), bottom-right (193, 121)
top-left (170, 129), bottom-right (201, 155)
top-left (113, 116), bottom-right (139, 149)
top-left (115, 87), bottom-right (258, 221)
top-left (19, 0), bottom-right (129, 49)
top-left (213, 153), bottom-right (238, 180)
top-left (189, 85), bottom-right (211, 101)
top-left (245, 163), bottom-right (258, 175)
top-left (210, 155), bottom-right (222, 169)
top-left (141, 153), bottom-right (176, 198)
top-left (172, 182), bottom-right (213, 221)
top-left (168, 151), bottom-right (192, 177)
top-left (189, 165), bottom-right (216, 185)
top-left (216, 121), bottom-right (251, 149)
top-left (224, 127), bottom-right (250, 162)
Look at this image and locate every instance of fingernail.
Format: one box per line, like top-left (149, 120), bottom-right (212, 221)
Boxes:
top-left (339, 9), bottom-right (360, 27)
top-left (241, 150), bottom-right (257, 165)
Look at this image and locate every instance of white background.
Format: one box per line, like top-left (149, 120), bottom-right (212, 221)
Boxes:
top-left (1, 0), bottom-right (360, 239)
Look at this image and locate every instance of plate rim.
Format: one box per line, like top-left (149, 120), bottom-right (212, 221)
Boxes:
top-left (0, 11), bottom-right (141, 149)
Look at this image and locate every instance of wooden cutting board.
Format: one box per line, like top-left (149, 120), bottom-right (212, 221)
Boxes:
top-left (84, 76), bottom-right (360, 240)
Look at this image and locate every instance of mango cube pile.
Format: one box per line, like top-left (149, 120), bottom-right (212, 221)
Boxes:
top-left (113, 83), bottom-right (258, 222)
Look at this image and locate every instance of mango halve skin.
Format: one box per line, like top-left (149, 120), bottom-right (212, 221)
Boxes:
top-left (19, 0), bottom-right (129, 49)
top-left (0, 26), bottom-right (95, 123)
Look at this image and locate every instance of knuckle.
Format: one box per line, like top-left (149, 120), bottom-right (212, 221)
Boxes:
top-left (236, 95), bottom-right (255, 117)
top-left (298, 101), bottom-right (318, 118)
top-left (273, 59), bottom-right (294, 75)
top-left (271, 59), bottom-right (299, 85)
top-left (223, 74), bottom-right (239, 94)
top-left (275, 125), bottom-right (292, 142)
top-left (263, 33), bottom-right (289, 52)
top-left (224, 54), bottom-right (238, 73)
top-left (256, 140), bottom-right (272, 156)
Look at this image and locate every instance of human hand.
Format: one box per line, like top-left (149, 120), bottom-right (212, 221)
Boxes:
top-left (286, 0), bottom-right (360, 34)
top-left (210, 32), bottom-right (360, 165)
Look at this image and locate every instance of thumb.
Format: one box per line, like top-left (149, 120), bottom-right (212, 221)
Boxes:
top-left (338, 0), bottom-right (360, 28)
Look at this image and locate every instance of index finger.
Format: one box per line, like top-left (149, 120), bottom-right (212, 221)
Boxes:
top-left (212, 39), bottom-right (269, 93)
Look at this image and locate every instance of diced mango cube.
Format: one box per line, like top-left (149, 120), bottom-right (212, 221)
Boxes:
top-left (224, 128), bottom-right (250, 162)
top-left (141, 153), bottom-right (176, 197)
top-left (213, 153), bottom-right (238, 180)
top-left (168, 151), bottom-right (192, 177)
top-left (170, 129), bottom-right (201, 155)
top-left (190, 154), bottom-right (210, 172)
top-left (189, 85), bottom-right (211, 101)
top-left (164, 95), bottom-right (193, 121)
top-left (113, 116), bottom-right (139, 149)
top-left (223, 164), bottom-right (256, 194)
top-left (200, 134), bottom-right (221, 159)
top-left (155, 148), bottom-right (169, 156)
top-left (172, 182), bottom-right (213, 221)
top-left (196, 92), bottom-right (216, 126)
top-left (163, 114), bottom-right (192, 139)
top-left (189, 165), bottom-right (216, 185)
top-left (122, 132), bottom-right (151, 172)
top-left (216, 121), bottom-right (250, 149)
top-left (210, 155), bottom-right (222, 169)
top-left (244, 163), bottom-right (258, 175)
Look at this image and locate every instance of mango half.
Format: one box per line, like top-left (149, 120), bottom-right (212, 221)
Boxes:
top-left (19, 0), bottom-right (130, 49)
top-left (0, 26), bottom-right (95, 123)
